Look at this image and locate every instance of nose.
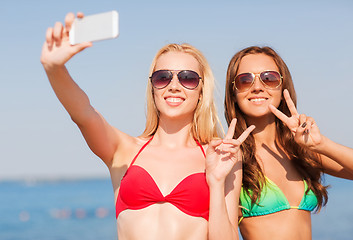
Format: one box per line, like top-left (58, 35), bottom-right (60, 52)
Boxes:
top-left (168, 73), bottom-right (181, 91)
top-left (251, 74), bottom-right (264, 92)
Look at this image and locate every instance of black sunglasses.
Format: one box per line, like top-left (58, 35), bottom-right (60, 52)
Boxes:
top-left (150, 70), bottom-right (201, 90)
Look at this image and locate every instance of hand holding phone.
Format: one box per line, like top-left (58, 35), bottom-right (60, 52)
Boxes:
top-left (69, 11), bottom-right (119, 45)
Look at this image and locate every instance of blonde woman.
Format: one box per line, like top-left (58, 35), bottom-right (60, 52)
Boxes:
top-left (40, 12), bottom-right (253, 240)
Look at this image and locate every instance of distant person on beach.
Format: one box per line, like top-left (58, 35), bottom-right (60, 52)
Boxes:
top-left (222, 46), bottom-right (353, 239)
top-left (40, 12), bottom-right (253, 240)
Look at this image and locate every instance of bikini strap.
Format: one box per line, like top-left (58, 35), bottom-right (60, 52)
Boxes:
top-left (194, 138), bottom-right (206, 158)
top-left (129, 136), bottom-right (154, 168)
top-left (238, 216), bottom-right (244, 225)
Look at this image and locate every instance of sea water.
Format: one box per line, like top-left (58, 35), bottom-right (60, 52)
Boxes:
top-left (0, 178), bottom-right (117, 240)
top-left (1, 176), bottom-right (352, 240)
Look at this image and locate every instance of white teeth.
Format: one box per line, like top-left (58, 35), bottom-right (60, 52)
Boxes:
top-left (166, 97), bottom-right (183, 103)
top-left (250, 98), bottom-right (266, 102)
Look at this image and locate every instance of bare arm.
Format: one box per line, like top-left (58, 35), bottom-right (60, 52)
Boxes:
top-left (208, 158), bottom-right (242, 240)
top-left (40, 12), bottom-right (124, 165)
top-left (315, 137), bottom-right (353, 180)
top-left (206, 119), bottom-right (255, 240)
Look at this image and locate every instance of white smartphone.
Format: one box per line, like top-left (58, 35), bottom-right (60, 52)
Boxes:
top-left (69, 10), bottom-right (119, 45)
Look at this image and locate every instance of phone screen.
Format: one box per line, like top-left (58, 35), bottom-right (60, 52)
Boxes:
top-left (69, 11), bottom-right (119, 45)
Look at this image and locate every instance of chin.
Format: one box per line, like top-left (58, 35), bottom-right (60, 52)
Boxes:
top-left (160, 112), bottom-right (193, 121)
top-left (245, 110), bottom-right (273, 119)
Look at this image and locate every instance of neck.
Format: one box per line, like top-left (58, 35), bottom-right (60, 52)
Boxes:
top-left (154, 115), bottom-right (195, 148)
top-left (247, 115), bottom-right (278, 149)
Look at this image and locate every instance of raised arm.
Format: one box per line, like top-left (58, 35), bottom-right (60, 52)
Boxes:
top-left (269, 89), bottom-right (353, 180)
top-left (314, 137), bottom-right (353, 180)
top-left (40, 12), bottom-right (123, 165)
top-left (206, 119), bottom-right (255, 240)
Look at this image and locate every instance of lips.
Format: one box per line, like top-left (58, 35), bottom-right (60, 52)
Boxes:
top-left (248, 97), bottom-right (268, 102)
top-left (164, 96), bottom-right (185, 106)
top-left (165, 97), bottom-right (184, 103)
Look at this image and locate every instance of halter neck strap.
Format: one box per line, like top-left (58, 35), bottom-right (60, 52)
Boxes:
top-left (129, 136), bottom-right (154, 167)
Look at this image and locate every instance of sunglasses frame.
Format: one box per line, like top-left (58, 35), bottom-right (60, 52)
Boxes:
top-left (232, 70), bottom-right (283, 92)
top-left (149, 70), bottom-right (201, 90)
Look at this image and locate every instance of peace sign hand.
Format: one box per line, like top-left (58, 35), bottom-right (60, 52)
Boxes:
top-left (206, 119), bottom-right (255, 185)
top-left (269, 89), bottom-right (323, 150)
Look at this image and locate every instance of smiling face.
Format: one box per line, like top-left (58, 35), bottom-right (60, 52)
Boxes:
top-left (235, 53), bottom-right (282, 120)
top-left (152, 51), bottom-right (202, 122)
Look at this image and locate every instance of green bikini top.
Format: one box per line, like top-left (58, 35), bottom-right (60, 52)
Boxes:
top-left (239, 177), bottom-right (318, 221)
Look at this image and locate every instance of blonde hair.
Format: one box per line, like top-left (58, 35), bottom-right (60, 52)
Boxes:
top-left (142, 43), bottom-right (223, 144)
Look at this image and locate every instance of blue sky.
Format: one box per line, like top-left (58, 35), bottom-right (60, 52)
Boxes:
top-left (1, 0), bottom-right (353, 237)
top-left (2, 0), bottom-right (352, 179)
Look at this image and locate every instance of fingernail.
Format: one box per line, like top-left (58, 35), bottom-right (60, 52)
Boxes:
top-left (304, 129), bottom-right (309, 134)
top-left (301, 122), bottom-right (307, 128)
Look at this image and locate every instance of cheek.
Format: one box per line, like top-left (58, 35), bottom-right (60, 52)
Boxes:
top-left (235, 93), bottom-right (246, 109)
top-left (271, 91), bottom-right (283, 108)
top-left (153, 91), bottom-right (163, 108)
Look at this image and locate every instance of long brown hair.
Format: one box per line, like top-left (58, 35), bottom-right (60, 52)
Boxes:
top-left (224, 46), bottom-right (328, 211)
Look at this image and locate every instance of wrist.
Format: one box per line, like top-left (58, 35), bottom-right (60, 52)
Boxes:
top-left (43, 63), bottom-right (67, 75)
top-left (206, 173), bottom-right (226, 189)
top-left (312, 135), bottom-right (330, 154)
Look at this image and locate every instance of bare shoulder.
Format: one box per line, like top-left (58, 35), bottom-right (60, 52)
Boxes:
top-left (109, 133), bottom-right (152, 190)
top-left (110, 132), bottom-right (152, 167)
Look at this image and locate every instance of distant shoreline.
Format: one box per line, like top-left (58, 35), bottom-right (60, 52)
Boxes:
top-left (0, 175), bottom-right (110, 183)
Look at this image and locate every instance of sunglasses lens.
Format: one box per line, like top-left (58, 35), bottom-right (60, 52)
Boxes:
top-left (151, 70), bottom-right (172, 89)
top-left (260, 71), bottom-right (281, 88)
top-left (234, 73), bottom-right (254, 92)
top-left (178, 70), bottom-right (200, 89)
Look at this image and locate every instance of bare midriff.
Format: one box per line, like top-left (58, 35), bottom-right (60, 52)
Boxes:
top-left (117, 203), bottom-right (208, 240)
top-left (239, 209), bottom-right (312, 240)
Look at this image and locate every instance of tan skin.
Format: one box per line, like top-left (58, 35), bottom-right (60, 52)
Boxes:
top-left (40, 12), bottom-right (256, 240)
top-left (234, 54), bottom-right (353, 240)
top-left (115, 51), bottom-right (208, 240)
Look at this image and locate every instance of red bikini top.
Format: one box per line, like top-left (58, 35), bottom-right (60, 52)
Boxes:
top-left (115, 137), bottom-right (210, 221)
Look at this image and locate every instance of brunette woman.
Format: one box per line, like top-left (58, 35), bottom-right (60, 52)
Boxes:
top-left (224, 46), bottom-right (353, 239)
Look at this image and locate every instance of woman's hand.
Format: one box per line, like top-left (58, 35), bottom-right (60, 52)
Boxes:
top-left (206, 118), bottom-right (255, 185)
top-left (40, 12), bottom-right (92, 70)
top-left (269, 89), bottom-right (323, 151)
